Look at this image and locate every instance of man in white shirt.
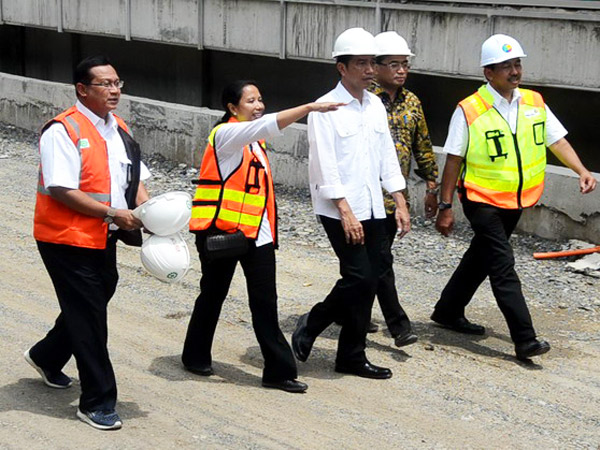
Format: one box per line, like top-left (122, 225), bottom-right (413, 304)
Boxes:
top-left (432, 34), bottom-right (596, 361)
top-left (25, 56), bottom-right (150, 430)
top-left (292, 28), bottom-right (410, 379)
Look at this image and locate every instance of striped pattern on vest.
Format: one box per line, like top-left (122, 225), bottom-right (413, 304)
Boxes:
top-left (190, 119), bottom-right (277, 242)
top-left (33, 106), bottom-right (130, 249)
top-left (458, 85), bottom-right (547, 209)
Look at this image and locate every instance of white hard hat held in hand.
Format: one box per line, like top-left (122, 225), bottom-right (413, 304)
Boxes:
top-left (332, 27), bottom-right (378, 58)
top-left (480, 34), bottom-right (527, 67)
top-left (375, 31), bottom-right (414, 57)
top-left (133, 191), bottom-right (192, 236)
top-left (141, 233), bottom-right (190, 283)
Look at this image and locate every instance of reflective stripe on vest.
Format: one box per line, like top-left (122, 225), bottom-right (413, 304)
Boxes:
top-left (33, 106), bottom-right (129, 249)
top-left (459, 85), bottom-right (547, 209)
top-left (189, 118), bottom-right (277, 242)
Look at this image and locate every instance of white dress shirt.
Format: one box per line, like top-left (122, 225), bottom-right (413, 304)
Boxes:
top-left (308, 82), bottom-right (405, 221)
top-left (443, 83), bottom-right (568, 157)
top-left (213, 113), bottom-right (282, 247)
top-left (40, 100), bottom-right (151, 209)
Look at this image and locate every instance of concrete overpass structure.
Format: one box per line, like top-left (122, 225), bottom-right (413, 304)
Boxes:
top-left (1, 0), bottom-right (599, 90)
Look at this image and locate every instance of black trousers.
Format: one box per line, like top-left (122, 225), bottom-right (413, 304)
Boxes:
top-left (375, 213), bottom-right (412, 337)
top-left (182, 237), bottom-right (297, 382)
top-left (31, 238), bottom-right (119, 412)
top-left (305, 216), bottom-right (386, 366)
top-left (433, 199), bottom-right (536, 344)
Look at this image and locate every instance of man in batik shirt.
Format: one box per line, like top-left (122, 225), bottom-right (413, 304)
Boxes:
top-left (366, 31), bottom-right (438, 347)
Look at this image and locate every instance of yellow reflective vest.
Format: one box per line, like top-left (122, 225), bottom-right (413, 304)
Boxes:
top-left (458, 85), bottom-right (547, 209)
top-left (189, 118), bottom-right (277, 243)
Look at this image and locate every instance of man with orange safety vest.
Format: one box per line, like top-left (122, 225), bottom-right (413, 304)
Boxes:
top-left (432, 34), bottom-right (596, 361)
top-left (26, 55), bottom-right (150, 430)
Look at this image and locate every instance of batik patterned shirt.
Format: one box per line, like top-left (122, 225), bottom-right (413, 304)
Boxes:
top-left (369, 83), bottom-right (438, 213)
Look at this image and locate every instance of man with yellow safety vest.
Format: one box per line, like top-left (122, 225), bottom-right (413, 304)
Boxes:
top-left (432, 34), bottom-right (597, 361)
top-left (26, 56), bottom-right (150, 430)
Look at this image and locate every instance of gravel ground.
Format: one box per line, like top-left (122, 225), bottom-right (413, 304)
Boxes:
top-left (1, 122), bottom-right (599, 449)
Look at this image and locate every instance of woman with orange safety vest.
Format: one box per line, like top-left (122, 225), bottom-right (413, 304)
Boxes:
top-left (183, 80), bottom-right (343, 393)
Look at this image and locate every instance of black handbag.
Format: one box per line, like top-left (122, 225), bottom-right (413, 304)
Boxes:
top-left (203, 230), bottom-right (248, 261)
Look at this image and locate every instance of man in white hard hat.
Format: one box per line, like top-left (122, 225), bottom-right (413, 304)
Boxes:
top-left (365, 31), bottom-right (438, 348)
top-left (432, 34), bottom-right (596, 361)
top-left (292, 28), bottom-right (410, 379)
top-left (26, 55), bottom-right (150, 430)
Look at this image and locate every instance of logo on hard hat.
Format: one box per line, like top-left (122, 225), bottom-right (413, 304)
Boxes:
top-left (502, 44), bottom-right (512, 53)
top-left (167, 272), bottom-right (178, 279)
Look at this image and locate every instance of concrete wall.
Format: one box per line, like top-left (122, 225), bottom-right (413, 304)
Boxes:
top-left (1, 71), bottom-right (598, 242)
top-left (1, 0), bottom-right (599, 91)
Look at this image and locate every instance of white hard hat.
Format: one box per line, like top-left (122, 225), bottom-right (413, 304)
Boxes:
top-left (133, 191), bottom-right (192, 236)
top-left (140, 233), bottom-right (190, 283)
top-left (332, 27), bottom-right (378, 58)
top-left (375, 31), bottom-right (414, 57)
top-left (480, 34), bottom-right (527, 67)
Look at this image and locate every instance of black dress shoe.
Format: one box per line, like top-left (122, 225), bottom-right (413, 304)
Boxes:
top-left (367, 321), bottom-right (379, 333)
top-left (515, 339), bottom-right (551, 361)
top-left (335, 361), bottom-right (393, 379)
top-left (431, 312), bottom-right (485, 335)
top-left (394, 331), bottom-right (418, 347)
top-left (292, 313), bottom-right (314, 362)
top-left (184, 364), bottom-right (214, 376)
top-left (262, 379), bottom-right (308, 393)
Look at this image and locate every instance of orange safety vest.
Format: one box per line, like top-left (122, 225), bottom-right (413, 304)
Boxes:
top-left (33, 106), bottom-right (130, 249)
top-left (189, 118), bottom-right (277, 244)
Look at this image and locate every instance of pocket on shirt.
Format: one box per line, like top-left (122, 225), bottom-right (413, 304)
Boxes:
top-left (373, 122), bottom-right (388, 135)
top-left (333, 120), bottom-right (360, 157)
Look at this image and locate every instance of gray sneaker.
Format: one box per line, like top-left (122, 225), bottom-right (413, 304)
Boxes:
top-left (24, 349), bottom-right (72, 389)
top-left (77, 408), bottom-right (122, 430)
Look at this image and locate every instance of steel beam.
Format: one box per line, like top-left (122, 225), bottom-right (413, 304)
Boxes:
top-left (57, 0), bottom-right (63, 32)
top-left (198, 0), bottom-right (204, 50)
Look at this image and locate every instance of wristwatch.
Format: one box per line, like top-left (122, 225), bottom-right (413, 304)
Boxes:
top-left (103, 207), bottom-right (117, 224)
top-left (438, 201), bottom-right (452, 211)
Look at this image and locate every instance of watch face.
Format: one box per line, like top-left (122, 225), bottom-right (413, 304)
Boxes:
top-left (104, 215), bottom-right (114, 224)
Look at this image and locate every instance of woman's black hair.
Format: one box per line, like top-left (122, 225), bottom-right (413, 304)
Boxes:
top-left (217, 80), bottom-right (260, 125)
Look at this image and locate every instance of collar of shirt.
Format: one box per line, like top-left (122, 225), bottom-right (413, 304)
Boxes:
top-left (369, 81), bottom-right (406, 106)
top-left (332, 81), bottom-right (371, 108)
top-left (75, 100), bottom-right (118, 133)
top-left (485, 83), bottom-right (522, 108)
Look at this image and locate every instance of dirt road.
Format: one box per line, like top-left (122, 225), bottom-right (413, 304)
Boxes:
top-left (0, 131), bottom-right (599, 449)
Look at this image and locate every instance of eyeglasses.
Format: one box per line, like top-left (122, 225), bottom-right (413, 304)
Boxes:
top-left (495, 61), bottom-right (522, 72)
top-left (378, 61), bottom-right (411, 72)
top-left (86, 80), bottom-right (125, 89)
